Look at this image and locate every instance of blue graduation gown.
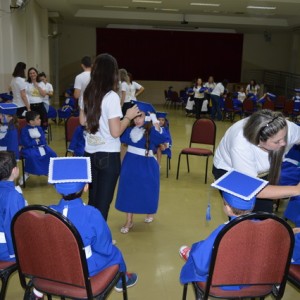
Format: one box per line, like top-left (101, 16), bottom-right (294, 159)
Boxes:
top-left (292, 233), bottom-right (300, 264)
top-left (0, 124), bottom-right (19, 159)
top-left (160, 126), bottom-right (172, 159)
top-left (115, 126), bottom-right (168, 214)
top-left (68, 125), bottom-right (85, 156)
top-left (0, 181), bottom-right (26, 261)
top-left (50, 198), bottom-right (126, 276)
top-left (20, 124), bottom-right (57, 175)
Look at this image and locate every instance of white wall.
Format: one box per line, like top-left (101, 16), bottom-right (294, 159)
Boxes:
top-left (0, 0), bottom-right (49, 92)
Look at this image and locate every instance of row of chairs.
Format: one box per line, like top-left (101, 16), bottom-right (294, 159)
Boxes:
top-left (164, 90), bottom-right (185, 109)
top-left (1, 207), bottom-right (300, 299)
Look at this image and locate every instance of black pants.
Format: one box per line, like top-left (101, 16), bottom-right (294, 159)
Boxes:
top-left (85, 151), bottom-right (121, 221)
top-left (212, 165), bottom-right (274, 213)
top-left (194, 97), bottom-right (205, 119)
top-left (30, 103), bottom-right (48, 130)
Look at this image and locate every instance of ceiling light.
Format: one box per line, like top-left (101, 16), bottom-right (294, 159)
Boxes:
top-left (247, 6), bottom-right (276, 10)
top-left (103, 6), bottom-right (129, 9)
top-left (190, 3), bottom-right (220, 7)
top-left (132, 0), bottom-right (162, 3)
top-left (154, 8), bottom-right (179, 12)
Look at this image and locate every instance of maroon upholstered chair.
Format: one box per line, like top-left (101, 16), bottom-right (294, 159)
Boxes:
top-left (242, 97), bottom-right (256, 117)
top-left (222, 97), bottom-right (242, 123)
top-left (176, 118), bottom-right (216, 183)
top-left (0, 261), bottom-right (17, 299)
top-left (11, 205), bottom-right (128, 300)
top-left (288, 264), bottom-right (300, 290)
top-left (182, 212), bottom-right (295, 300)
top-left (64, 116), bottom-right (80, 156)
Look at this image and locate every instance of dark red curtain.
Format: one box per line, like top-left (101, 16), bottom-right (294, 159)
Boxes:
top-left (96, 28), bottom-right (243, 82)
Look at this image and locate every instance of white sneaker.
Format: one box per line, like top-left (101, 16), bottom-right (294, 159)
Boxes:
top-left (19, 173), bottom-right (29, 186)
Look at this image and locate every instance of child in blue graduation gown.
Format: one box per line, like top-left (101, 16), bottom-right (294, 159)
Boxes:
top-left (179, 176), bottom-right (262, 289)
top-left (0, 151), bottom-right (26, 262)
top-left (115, 101), bottom-right (168, 233)
top-left (30, 157), bottom-right (138, 300)
top-left (0, 103), bottom-right (19, 160)
top-left (20, 111), bottom-right (57, 179)
top-left (155, 111), bottom-right (172, 166)
top-left (67, 125), bottom-right (86, 156)
top-left (57, 88), bottom-right (76, 122)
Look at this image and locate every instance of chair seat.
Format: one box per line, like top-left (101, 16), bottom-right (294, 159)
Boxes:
top-left (196, 282), bottom-right (274, 298)
top-left (0, 261), bottom-right (16, 270)
top-left (33, 264), bottom-right (119, 298)
top-left (289, 264), bottom-right (300, 280)
top-left (181, 148), bottom-right (213, 156)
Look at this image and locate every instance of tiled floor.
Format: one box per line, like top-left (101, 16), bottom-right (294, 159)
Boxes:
top-left (5, 106), bottom-right (300, 299)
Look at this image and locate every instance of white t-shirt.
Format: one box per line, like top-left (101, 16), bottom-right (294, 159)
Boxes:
top-left (246, 84), bottom-right (260, 96)
top-left (43, 82), bottom-right (54, 105)
top-left (204, 82), bottom-right (216, 92)
top-left (74, 71), bottom-right (91, 108)
top-left (211, 82), bottom-right (224, 97)
top-left (238, 92), bottom-right (246, 103)
top-left (10, 77), bottom-right (26, 108)
top-left (26, 81), bottom-right (46, 104)
top-left (121, 81), bottom-right (131, 103)
top-left (193, 86), bottom-right (205, 99)
top-left (214, 118), bottom-right (300, 177)
top-left (84, 91), bottom-right (123, 153)
top-left (129, 81), bottom-right (142, 100)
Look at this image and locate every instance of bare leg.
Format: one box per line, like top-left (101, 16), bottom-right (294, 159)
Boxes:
top-left (120, 213), bottom-right (134, 233)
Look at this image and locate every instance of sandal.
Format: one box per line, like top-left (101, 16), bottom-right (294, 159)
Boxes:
top-left (144, 217), bottom-right (154, 223)
top-left (120, 223), bottom-right (133, 234)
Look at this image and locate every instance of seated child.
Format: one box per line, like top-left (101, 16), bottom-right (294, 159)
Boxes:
top-left (0, 151), bottom-right (26, 262)
top-left (232, 92), bottom-right (243, 112)
top-left (29, 157), bottom-right (138, 299)
top-left (156, 112), bottom-right (172, 166)
top-left (293, 88), bottom-right (300, 112)
top-left (67, 125), bottom-right (86, 156)
top-left (237, 87), bottom-right (246, 103)
top-left (57, 88), bottom-right (76, 122)
top-left (20, 111), bottom-right (57, 184)
top-left (179, 172), bottom-right (264, 288)
top-left (0, 103), bottom-right (19, 160)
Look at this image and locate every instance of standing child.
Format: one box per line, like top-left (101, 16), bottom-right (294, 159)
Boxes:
top-left (38, 72), bottom-right (54, 113)
top-left (155, 112), bottom-right (172, 167)
top-left (0, 151), bottom-right (26, 262)
top-left (28, 157), bottom-right (138, 300)
top-left (0, 103), bottom-right (19, 160)
top-left (185, 88), bottom-right (195, 117)
top-left (179, 171), bottom-right (266, 287)
top-left (20, 111), bottom-right (57, 185)
top-left (115, 101), bottom-right (168, 233)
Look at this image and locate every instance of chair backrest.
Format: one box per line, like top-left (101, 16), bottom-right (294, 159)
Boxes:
top-left (224, 98), bottom-right (234, 111)
top-left (203, 212), bottom-right (294, 299)
top-left (275, 95), bottom-right (287, 109)
top-left (170, 91), bottom-right (181, 103)
top-left (242, 98), bottom-right (254, 112)
top-left (65, 116), bottom-right (80, 149)
top-left (17, 118), bottom-right (27, 146)
top-left (11, 205), bottom-right (93, 297)
top-left (189, 119), bottom-right (216, 151)
top-left (283, 100), bottom-right (294, 115)
top-left (262, 100), bottom-right (275, 110)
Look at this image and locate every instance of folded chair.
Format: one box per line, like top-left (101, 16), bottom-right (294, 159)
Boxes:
top-left (0, 261), bottom-right (18, 299)
top-left (11, 205), bottom-right (128, 300)
top-left (176, 119), bottom-right (216, 184)
top-left (182, 212), bottom-right (295, 300)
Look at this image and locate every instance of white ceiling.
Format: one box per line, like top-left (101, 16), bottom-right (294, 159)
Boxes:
top-left (34, 0), bottom-right (300, 33)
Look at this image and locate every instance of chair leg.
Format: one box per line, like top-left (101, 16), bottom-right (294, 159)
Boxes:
top-left (186, 155), bottom-right (190, 173)
top-left (204, 157), bottom-right (209, 184)
top-left (176, 154), bottom-right (182, 180)
top-left (182, 283), bottom-right (188, 300)
top-left (21, 158), bottom-right (26, 188)
top-left (0, 266), bottom-right (16, 300)
top-left (166, 157), bottom-right (169, 178)
top-left (121, 272), bottom-right (128, 300)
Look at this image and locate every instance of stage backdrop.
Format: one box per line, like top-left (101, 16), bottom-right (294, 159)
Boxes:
top-left (96, 28), bottom-right (243, 83)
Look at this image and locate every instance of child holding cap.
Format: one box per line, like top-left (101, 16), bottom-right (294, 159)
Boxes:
top-left (179, 170), bottom-right (267, 288)
top-left (115, 101), bottom-right (169, 233)
top-left (29, 157), bottom-right (138, 300)
top-left (0, 103), bottom-right (19, 160)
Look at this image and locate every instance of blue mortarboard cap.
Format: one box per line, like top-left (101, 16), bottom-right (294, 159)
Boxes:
top-left (48, 157), bottom-right (92, 195)
top-left (294, 88), bottom-right (300, 93)
top-left (232, 92), bottom-right (239, 98)
top-left (0, 103), bottom-right (17, 115)
top-left (0, 93), bottom-right (13, 101)
top-left (187, 88), bottom-right (194, 94)
top-left (156, 111), bottom-right (167, 119)
top-left (266, 93), bottom-right (276, 100)
top-left (131, 100), bottom-right (156, 114)
top-left (65, 88), bottom-right (73, 95)
top-left (211, 169), bottom-right (268, 210)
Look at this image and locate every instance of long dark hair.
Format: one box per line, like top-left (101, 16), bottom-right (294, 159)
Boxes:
top-left (12, 62), bottom-right (26, 78)
top-left (83, 53), bottom-right (119, 134)
top-left (243, 109), bottom-right (287, 184)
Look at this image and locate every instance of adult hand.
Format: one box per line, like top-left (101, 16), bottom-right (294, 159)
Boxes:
top-left (125, 105), bottom-right (140, 120)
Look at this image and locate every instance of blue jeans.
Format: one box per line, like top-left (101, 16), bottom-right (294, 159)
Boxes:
top-left (210, 94), bottom-right (222, 121)
top-left (85, 151), bottom-right (121, 221)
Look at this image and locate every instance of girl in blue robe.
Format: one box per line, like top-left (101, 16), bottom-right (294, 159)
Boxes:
top-left (115, 101), bottom-right (168, 233)
top-left (20, 111), bottom-right (57, 176)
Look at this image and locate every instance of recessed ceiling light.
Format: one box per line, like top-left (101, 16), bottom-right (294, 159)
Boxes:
top-left (247, 6), bottom-right (276, 10)
top-left (190, 3), bottom-right (220, 7)
top-left (154, 8), bottom-right (179, 12)
top-left (103, 6), bottom-right (129, 9)
top-left (132, 0), bottom-right (162, 3)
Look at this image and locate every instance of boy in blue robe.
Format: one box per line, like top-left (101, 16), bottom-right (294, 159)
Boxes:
top-left (29, 157), bottom-right (138, 300)
top-left (179, 171), bottom-right (266, 289)
top-left (0, 151), bottom-right (26, 262)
